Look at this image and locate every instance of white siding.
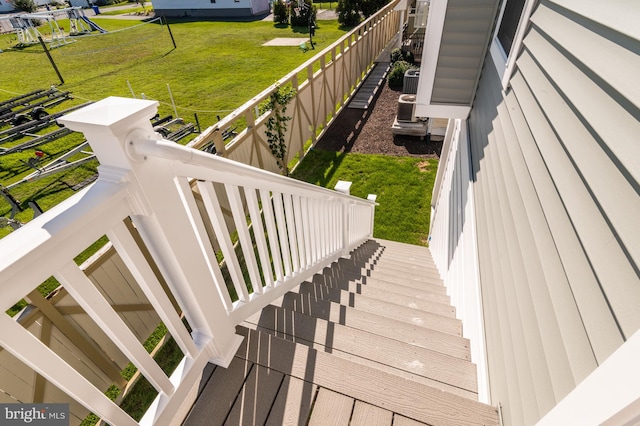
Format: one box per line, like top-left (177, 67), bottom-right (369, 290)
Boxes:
top-left (462, 0), bottom-right (640, 424)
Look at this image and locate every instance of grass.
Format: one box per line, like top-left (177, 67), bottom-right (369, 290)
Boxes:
top-left (0, 17), bottom-right (350, 238)
top-left (291, 149), bottom-right (438, 246)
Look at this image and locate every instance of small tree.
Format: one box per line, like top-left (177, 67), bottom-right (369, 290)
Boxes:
top-left (273, 0), bottom-right (289, 25)
top-left (290, 0), bottom-right (316, 27)
top-left (359, 0), bottom-right (386, 18)
top-left (260, 85), bottom-right (296, 175)
top-left (336, 0), bottom-right (361, 26)
top-left (9, 0), bottom-right (37, 12)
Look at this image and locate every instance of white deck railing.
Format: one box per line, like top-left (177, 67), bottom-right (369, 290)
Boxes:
top-left (0, 97), bottom-right (376, 425)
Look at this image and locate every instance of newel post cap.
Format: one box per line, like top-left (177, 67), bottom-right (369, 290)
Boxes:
top-left (57, 97), bottom-right (159, 168)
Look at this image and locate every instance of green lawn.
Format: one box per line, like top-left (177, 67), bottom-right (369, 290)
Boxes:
top-left (0, 18), bottom-right (346, 126)
top-left (291, 149), bottom-right (437, 246)
top-left (0, 17), bottom-right (350, 237)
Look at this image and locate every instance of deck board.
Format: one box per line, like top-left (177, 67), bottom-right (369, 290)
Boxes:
top-left (361, 275), bottom-right (448, 294)
top-left (308, 388), bottom-right (354, 425)
top-left (224, 364), bottom-right (284, 426)
top-left (273, 295), bottom-right (471, 360)
top-left (264, 376), bottom-right (317, 426)
top-left (235, 327), bottom-right (497, 426)
top-left (243, 306), bottom-right (477, 394)
top-left (184, 357), bottom-right (253, 425)
top-left (315, 275), bottom-right (452, 307)
top-left (351, 400), bottom-right (394, 425)
top-left (188, 239), bottom-right (498, 426)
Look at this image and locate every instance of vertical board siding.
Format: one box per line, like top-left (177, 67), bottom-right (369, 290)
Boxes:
top-left (465, 0), bottom-right (640, 424)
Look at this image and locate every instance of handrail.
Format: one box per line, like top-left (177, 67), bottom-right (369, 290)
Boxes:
top-left (0, 95), bottom-right (378, 425)
top-left (131, 136), bottom-right (377, 205)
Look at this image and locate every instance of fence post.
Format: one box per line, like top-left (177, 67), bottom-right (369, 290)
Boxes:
top-left (58, 97), bottom-right (243, 368)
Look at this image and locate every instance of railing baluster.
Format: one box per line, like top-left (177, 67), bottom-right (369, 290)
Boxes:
top-left (292, 195), bottom-right (307, 269)
top-left (0, 314), bottom-right (138, 426)
top-left (273, 191), bottom-right (292, 276)
top-left (245, 187), bottom-right (274, 289)
top-left (56, 261), bottom-right (174, 396)
top-left (283, 193), bottom-right (300, 272)
top-left (108, 221), bottom-right (198, 358)
top-left (225, 183), bottom-right (264, 296)
top-left (197, 181), bottom-right (249, 303)
top-left (313, 199), bottom-right (321, 261)
top-left (307, 198), bottom-right (316, 262)
top-left (259, 189), bottom-right (284, 283)
top-left (301, 197), bottom-right (313, 267)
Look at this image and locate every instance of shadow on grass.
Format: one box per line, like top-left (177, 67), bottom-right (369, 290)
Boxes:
top-left (291, 149), bottom-right (347, 189)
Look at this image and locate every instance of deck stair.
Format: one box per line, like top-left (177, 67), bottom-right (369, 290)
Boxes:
top-left (184, 239), bottom-right (498, 425)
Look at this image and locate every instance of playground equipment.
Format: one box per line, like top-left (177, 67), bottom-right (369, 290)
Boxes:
top-left (67, 8), bottom-right (107, 35)
top-left (0, 7), bottom-right (106, 49)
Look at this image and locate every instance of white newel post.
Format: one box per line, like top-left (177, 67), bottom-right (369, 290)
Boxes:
top-left (58, 98), bottom-right (243, 369)
top-left (335, 180), bottom-right (353, 255)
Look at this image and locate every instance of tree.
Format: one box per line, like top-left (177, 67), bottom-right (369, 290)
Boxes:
top-left (290, 0), bottom-right (316, 27)
top-left (9, 0), bottom-right (37, 12)
top-left (360, 0), bottom-right (386, 18)
top-left (336, 0), bottom-right (361, 26)
top-left (273, 0), bottom-right (289, 25)
top-left (336, 0), bottom-right (388, 26)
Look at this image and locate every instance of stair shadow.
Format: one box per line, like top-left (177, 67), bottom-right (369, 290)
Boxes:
top-left (185, 240), bottom-right (383, 425)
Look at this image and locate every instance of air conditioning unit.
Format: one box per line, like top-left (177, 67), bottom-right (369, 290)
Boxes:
top-left (397, 94), bottom-right (417, 122)
top-left (403, 69), bottom-right (420, 94)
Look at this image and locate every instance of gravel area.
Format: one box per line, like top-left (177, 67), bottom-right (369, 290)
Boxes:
top-left (314, 80), bottom-right (443, 158)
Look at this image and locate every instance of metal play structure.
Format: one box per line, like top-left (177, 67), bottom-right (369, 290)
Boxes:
top-left (0, 7), bottom-right (106, 48)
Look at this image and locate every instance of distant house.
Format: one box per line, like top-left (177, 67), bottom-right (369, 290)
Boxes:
top-left (151, 0), bottom-right (270, 18)
top-left (0, 0), bottom-right (14, 13)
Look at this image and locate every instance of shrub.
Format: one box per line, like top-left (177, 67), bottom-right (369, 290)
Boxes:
top-left (290, 0), bottom-right (317, 27)
top-left (273, 0), bottom-right (289, 25)
top-left (390, 48), bottom-right (414, 64)
top-left (336, 0), bottom-right (361, 26)
top-left (359, 0), bottom-right (386, 18)
top-left (9, 0), bottom-right (36, 12)
top-left (388, 60), bottom-right (417, 88)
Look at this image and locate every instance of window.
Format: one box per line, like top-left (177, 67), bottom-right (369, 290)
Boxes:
top-left (497, 0), bottom-right (526, 56)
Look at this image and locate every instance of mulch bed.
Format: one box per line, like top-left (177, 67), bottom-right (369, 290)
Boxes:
top-left (313, 80), bottom-right (443, 158)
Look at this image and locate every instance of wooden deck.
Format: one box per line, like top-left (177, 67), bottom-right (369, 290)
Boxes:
top-left (183, 239), bottom-right (498, 425)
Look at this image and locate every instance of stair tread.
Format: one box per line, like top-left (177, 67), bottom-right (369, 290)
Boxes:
top-left (235, 327), bottom-right (498, 426)
top-left (292, 281), bottom-right (463, 336)
top-left (361, 275), bottom-right (447, 293)
top-left (312, 273), bottom-right (453, 312)
top-left (243, 305), bottom-right (477, 395)
top-left (341, 281), bottom-right (454, 316)
top-left (274, 293), bottom-right (471, 359)
top-left (368, 261), bottom-right (442, 276)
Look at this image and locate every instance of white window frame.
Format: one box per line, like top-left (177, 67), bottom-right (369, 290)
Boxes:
top-left (488, 0), bottom-right (538, 90)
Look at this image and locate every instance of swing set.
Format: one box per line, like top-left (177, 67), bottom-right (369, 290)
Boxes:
top-left (0, 7), bottom-right (106, 49)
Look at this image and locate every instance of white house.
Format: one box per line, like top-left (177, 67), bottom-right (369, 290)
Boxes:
top-left (423, 0), bottom-right (640, 424)
top-left (0, 0), bottom-right (14, 13)
top-left (151, 0), bottom-right (270, 18)
top-left (0, 0), bottom-right (638, 424)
